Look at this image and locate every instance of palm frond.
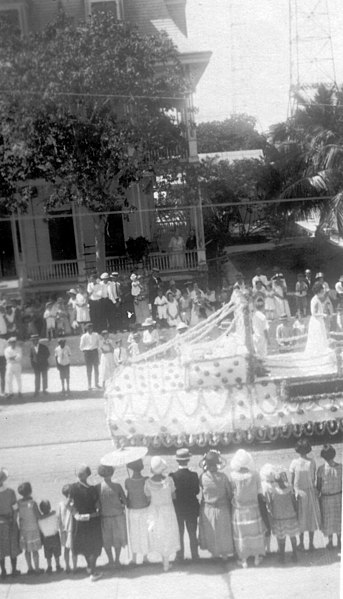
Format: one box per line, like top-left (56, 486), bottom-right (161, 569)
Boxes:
top-left (280, 170), bottom-right (332, 199)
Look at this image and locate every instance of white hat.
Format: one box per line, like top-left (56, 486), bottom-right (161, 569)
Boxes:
top-left (67, 288), bottom-right (77, 295)
top-left (142, 317), bottom-right (156, 327)
top-left (111, 272), bottom-right (119, 277)
top-left (100, 272), bottom-right (109, 280)
top-left (150, 456), bottom-right (167, 475)
top-left (231, 449), bottom-right (255, 472)
top-left (176, 322), bottom-right (188, 331)
top-left (130, 273), bottom-right (137, 281)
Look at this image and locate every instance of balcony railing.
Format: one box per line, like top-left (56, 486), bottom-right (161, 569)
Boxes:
top-left (26, 260), bottom-right (79, 283)
top-left (106, 250), bottom-right (199, 274)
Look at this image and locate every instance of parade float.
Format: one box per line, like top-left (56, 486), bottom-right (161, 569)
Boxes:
top-left (105, 301), bottom-right (343, 447)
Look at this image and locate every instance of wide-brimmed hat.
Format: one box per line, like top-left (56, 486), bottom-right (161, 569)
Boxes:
top-left (67, 288), bottom-right (77, 295)
top-left (199, 450), bottom-right (226, 471)
top-left (176, 322), bottom-right (188, 331)
top-left (110, 272), bottom-right (119, 277)
top-left (295, 439), bottom-right (312, 455)
top-left (231, 449), bottom-right (255, 472)
top-left (100, 272), bottom-right (109, 280)
top-left (101, 330), bottom-right (109, 336)
top-left (142, 317), bottom-right (156, 327)
top-left (45, 301), bottom-right (54, 307)
top-left (151, 456), bottom-right (167, 475)
top-left (320, 444), bottom-right (336, 461)
top-left (0, 468), bottom-right (8, 484)
top-left (101, 446), bottom-right (147, 467)
top-left (30, 334), bottom-right (39, 340)
top-left (175, 448), bottom-right (192, 462)
top-left (7, 337), bottom-right (17, 344)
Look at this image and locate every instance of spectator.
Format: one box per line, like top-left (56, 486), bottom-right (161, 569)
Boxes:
top-left (38, 500), bottom-right (62, 574)
top-left (128, 332), bottom-right (140, 360)
top-left (252, 280), bottom-right (266, 302)
top-left (131, 274), bottom-right (149, 326)
top-left (179, 288), bottom-right (191, 325)
top-left (58, 484), bottom-right (78, 573)
top-left (272, 273), bottom-right (291, 319)
top-left (295, 273), bottom-right (308, 317)
top-left (79, 323), bottom-right (101, 391)
top-left (99, 273), bottom-right (111, 331)
top-left (252, 268), bottom-right (268, 290)
top-left (54, 339), bottom-right (71, 397)
top-left (99, 330), bottom-right (115, 388)
top-left (43, 301), bottom-right (56, 341)
top-left (0, 335), bottom-right (6, 396)
top-left (55, 297), bottom-right (71, 337)
top-left (0, 468), bottom-right (21, 578)
top-left (66, 290), bottom-right (78, 334)
top-left (75, 286), bottom-right (90, 334)
top-left (0, 306), bottom-right (7, 337)
top-left (4, 337), bottom-right (22, 399)
top-left (87, 275), bottom-right (103, 333)
top-left (185, 228), bottom-right (197, 251)
top-left (4, 305), bottom-right (17, 338)
top-left (148, 268), bottom-right (162, 319)
top-left (166, 280), bottom-right (182, 302)
top-left (304, 269), bottom-right (312, 292)
top-left (314, 272), bottom-right (333, 318)
top-left (154, 288), bottom-right (168, 328)
top-left (30, 335), bottom-right (50, 397)
top-left (17, 481), bottom-right (42, 575)
top-left (264, 282), bottom-right (275, 321)
top-left (252, 299), bottom-right (269, 359)
top-left (142, 317), bottom-right (159, 349)
top-left (292, 311), bottom-right (306, 338)
top-left (166, 291), bottom-right (181, 328)
top-left (335, 275), bottom-right (343, 310)
top-left (168, 229), bottom-right (185, 269)
top-left (113, 338), bottom-right (127, 367)
top-left (108, 272), bottom-right (122, 333)
top-left (97, 465), bottom-right (127, 569)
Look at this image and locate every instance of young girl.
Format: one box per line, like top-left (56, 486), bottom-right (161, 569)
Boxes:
top-left (97, 465), bottom-right (127, 568)
top-left (144, 457), bottom-right (180, 572)
top-left (99, 331), bottom-right (115, 388)
top-left (154, 289), bottom-right (169, 328)
top-left (43, 301), bottom-right (56, 341)
top-left (17, 482), bottom-right (42, 574)
top-left (289, 439), bottom-right (321, 551)
top-left (166, 292), bottom-right (181, 328)
top-left (38, 500), bottom-right (62, 574)
top-left (317, 444), bottom-right (342, 550)
top-left (58, 484), bottom-right (77, 573)
top-left (125, 459), bottom-right (150, 565)
top-left (265, 468), bottom-right (299, 563)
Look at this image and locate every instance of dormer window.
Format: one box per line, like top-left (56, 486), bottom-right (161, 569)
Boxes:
top-left (0, 1), bottom-right (28, 36)
top-left (85, 0), bottom-right (122, 20)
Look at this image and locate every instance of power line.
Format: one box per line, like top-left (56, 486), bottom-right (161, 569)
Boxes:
top-left (0, 195), bottom-right (332, 222)
top-left (0, 89), bottom-right (186, 101)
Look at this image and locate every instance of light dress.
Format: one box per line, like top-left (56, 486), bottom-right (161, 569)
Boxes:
top-left (166, 299), bottom-right (181, 327)
top-left (198, 471), bottom-right (234, 557)
top-left (0, 487), bottom-right (20, 560)
top-left (317, 462), bottom-right (342, 536)
top-left (304, 295), bottom-right (329, 357)
top-left (154, 295), bottom-right (168, 321)
top-left (125, 477), bottom-right (150, 557)
top-left (265, 484), bottom-right (299, 539)
top-left (99, 338), bottom-right (115, 385)
top-left (144, 477), bottom-right (180, 559)
top-left (58, 500), bottom-right (73, 550)
top-left (264, 290), bottom-right (275, 319)
top-left (289, 456), bottom-right (321, 532)
top-left (252, 310), bottom-right (269, 359)
top-left (75, 293), bottom-right (90, 324)
top-left (272, 281), bottom-right (291, 318)
top-left (168, 235), bottom-right (185, 269)
top-left (231, 470), bottom-right (265, 560)
top-left (17, 498), bottom-right (42, 552)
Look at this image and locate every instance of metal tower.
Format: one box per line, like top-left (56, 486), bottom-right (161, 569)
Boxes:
top-left (288, 0), bottom-right (337, 114)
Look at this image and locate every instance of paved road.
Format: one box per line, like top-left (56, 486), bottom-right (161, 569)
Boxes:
top-left (0, 371), bottom-right (341, 599)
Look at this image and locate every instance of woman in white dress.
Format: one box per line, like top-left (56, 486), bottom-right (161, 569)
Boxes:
top-left (272, 274), bottom-right (290, 319)
top-left (190, 283), bottom-right (206, 326)
top-left (99, 330), bottom-right (115, 387)
top-left (144, 457), bottom-right (180, 572)
top-left (168, 229), bottom-right (185, 269)
top-left (166, 292), bottom-right (181, 327)
top-left (75, 286), bottom-right (90, 332)
top-left (305, 283), bottom-right (330, 357)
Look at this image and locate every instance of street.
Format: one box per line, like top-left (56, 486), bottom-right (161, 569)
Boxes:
top-left (0, 367), bottom-right (341, 599)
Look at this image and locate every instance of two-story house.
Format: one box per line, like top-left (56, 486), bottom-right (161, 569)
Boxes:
top-left (0, 0), bottom-right (211, 294)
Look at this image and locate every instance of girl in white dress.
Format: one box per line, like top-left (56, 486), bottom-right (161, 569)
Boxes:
top-left (272, 274), bottom-right (290, 319)
top-left (305, 283), bottom-right (330, 357)
top-left (166, 292), bottom-right (181, 327)
top-left (144, 457), bottom-right (180, 572)
top-left (75, 287), bottom-right (90, 332)
top-left (99, 330), bottom-right (115, 387)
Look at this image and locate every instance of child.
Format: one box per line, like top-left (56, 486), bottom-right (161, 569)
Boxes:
top-left (265, 468), bottom-right (299, 563)
top-left (264, 282), bottom-right (275, 321)
top-left (276, 314), bottom-right (294, 351)
top-left (17, 482), bottom-right (42, 575)
top-left (179, 289), bottom-right (191, 325)
top-left (38, 500), bottom-right (62, 574)
top-left (154, 288), bottom-right (169, 328)
top-left (128, 332), bottom-right (140, 359)
top-left (43, 301), bottom-right (56, 341)
top-left (295, 273), bottom-right (308, 317)
top-left (125, 459), bottom-right (150, 565)
top-left (54, 339), bottom-right (71, 396)
top-left (260, 463), bottom-right (275, 555)
top-left (58, 484), bottom-right (78, 573)
top-left (97, 465), bottom-right (127, 568)
top-left (317, 444), bottom-right (342, 550)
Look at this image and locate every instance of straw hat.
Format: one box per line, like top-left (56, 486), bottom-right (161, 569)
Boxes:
top-left (231, 449), bottom-right (255, 472)
top-left (199, 450), bottom-right (226, 471)
top-left (150, 456), bottom-right (167, 475)
top-left (175, 448), bottom-right (192, 462)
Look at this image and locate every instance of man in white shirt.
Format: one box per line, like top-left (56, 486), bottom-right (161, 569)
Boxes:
top-left (0, 335), bottom-right (6, 395)
top-left (79, 323), bottom-right (101, 390)
top-left (99, 273), bottom-right (111, 331)
top-left (4, 337), bottom-right (22, 398)
top-left (108, 272), bottom-right (122, 333)
top-left (55, 338), bottom-right (72, 396)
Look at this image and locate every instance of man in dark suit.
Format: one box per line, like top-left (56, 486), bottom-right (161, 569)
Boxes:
top-left (148, 268), bottom-right (162, 319)
top-left (30, 334), bottom-right (50, 396)
top-left (170, 448), bottom-right (200, 561)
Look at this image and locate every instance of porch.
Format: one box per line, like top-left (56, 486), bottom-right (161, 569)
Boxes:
top-left (22, 250), bottom-right (205, 292)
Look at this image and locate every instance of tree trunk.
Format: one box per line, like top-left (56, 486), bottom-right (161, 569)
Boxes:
top-left (94, 214), bottom-right (107, 274)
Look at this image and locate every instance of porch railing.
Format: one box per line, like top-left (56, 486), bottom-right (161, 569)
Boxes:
top-left (106, 250), bottom-right (199, 274)
top-left (26, 260), bottom-right (79, 283)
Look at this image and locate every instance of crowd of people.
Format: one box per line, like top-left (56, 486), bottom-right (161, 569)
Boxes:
top-left (0, 441), bottom-right (341, 581)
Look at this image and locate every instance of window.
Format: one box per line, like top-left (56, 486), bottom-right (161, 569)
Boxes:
top-left (0, 2), bottom-right (28, 36)
top-left (85, 0), bottom-right (122, 20)
top-left (48, 210), bottom-right (77, 261)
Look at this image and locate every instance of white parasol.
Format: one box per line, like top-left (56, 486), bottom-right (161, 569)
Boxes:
top-left (100, 446), bottom-right (148, 467)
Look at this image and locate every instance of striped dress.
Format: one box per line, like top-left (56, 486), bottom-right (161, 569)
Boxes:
top-left (289, 457), bottom-right (321, 533)
top-left (317, 462), bottom-right (342, 536)
top-left (266, 485), bottom-right (299, 539)
top-left (231, 471), bottom-right (265, 560)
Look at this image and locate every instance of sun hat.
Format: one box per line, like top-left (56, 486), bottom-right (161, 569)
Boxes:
top-left (231, 449), bottom-right (255, 472)
top-left (100, 273), bottom-right (109, 280)
top-left (260, 463), bottom-right (275, 483)
top-left (175, 448), bottom-right (192, 462)
top-left (101, 330), bottom-right (109, 336)
top-left (176, 322), bottom-right (188, 331)
top-left (0, 468), bottom-right (8, 485)
top-left (7, 337), bottom-right (17, 344)
top-left (142, 317), bottom-right (156, 327)
top-left (150, 456), bottom-right (167, 475)
top-left (320, 444), bottom-right (336, 461)
top-left (199, 450), bottom-right (226, 471)
top-left (295, 439), bottom-right (312, 455)
top-left (30, 334), bottom-right (39, 340)
top-left (67, 289), bottom-right (77, 295)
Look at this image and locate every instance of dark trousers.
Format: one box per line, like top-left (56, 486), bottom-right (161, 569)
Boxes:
top-left (110, 302), bottom-right (122, 333)
top-left (83, 350), bottom-right (99, 387)
top-left (176, 512), bottom-right (199, 560)
top-left (34, 368), bottom-right (48, 393)
top-left (89, 300), bottom-right (102, 333)
top-left (0, 356), bottom-right (5, 394)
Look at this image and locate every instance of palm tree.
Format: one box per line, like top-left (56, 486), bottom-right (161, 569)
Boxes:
top-left (268, 85), bottom-right (343, 231)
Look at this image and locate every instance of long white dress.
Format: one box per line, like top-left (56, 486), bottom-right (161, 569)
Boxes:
top-left (168, 235), bottom-right (185, 269)
top-left (272, 281), bottom-right (291, 318)
top-left (304, 295), bottom-right (329, 357)
top-left (99, 338), bottom-right (115, 384)
top-left (144, 477), bottom-right (180, 558)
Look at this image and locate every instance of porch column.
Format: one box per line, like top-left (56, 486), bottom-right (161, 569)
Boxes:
top-left (195, 184), bottom-right (206, 267)
top-left (72, 204), bottom-right (86, 282)
top-left (10, 215), bottom-right (25, 286)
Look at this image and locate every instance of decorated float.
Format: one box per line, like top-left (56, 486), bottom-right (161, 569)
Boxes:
top-left (105, 302), bottom-right (343, 447)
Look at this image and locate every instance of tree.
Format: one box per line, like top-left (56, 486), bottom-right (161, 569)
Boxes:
top-left (196, 114), bottom-right (266, 154)
top-left (0, 10), bottom-right (188, 270)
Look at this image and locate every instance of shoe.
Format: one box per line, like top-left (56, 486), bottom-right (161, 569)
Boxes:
top-left (34, 568), bottom-right (44, 575)
top-left (297, 543), bottom-right (305, 552)
top-left (95, 384), bottom-right (102, 389)
top-left (46, 567), bottom-right (52, 574)
top-left (0, 571), bottom-right (7, 579)
top-left (65, 567), bottom-right (71, 574)
top-left (308, 544), bottom-right (315, 552)
top-left (11, 570), bottom-right (21, 577)
top-left (88, 387), bottom-right (92, 391)
top-left (27, 569), bottom-right (35, 575)
top-left (5, 393), bottom-right (14, 399)
top-left (55, 565), bottom-right (63, 573)
top-left (43, 390), bottom-right (49, 394)
top-left (17, 393), bottom-right (23, 398)
top-left (278, 554), bottom-right (285, 564)
top-left (90, 572), bottom-right (103, 582)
